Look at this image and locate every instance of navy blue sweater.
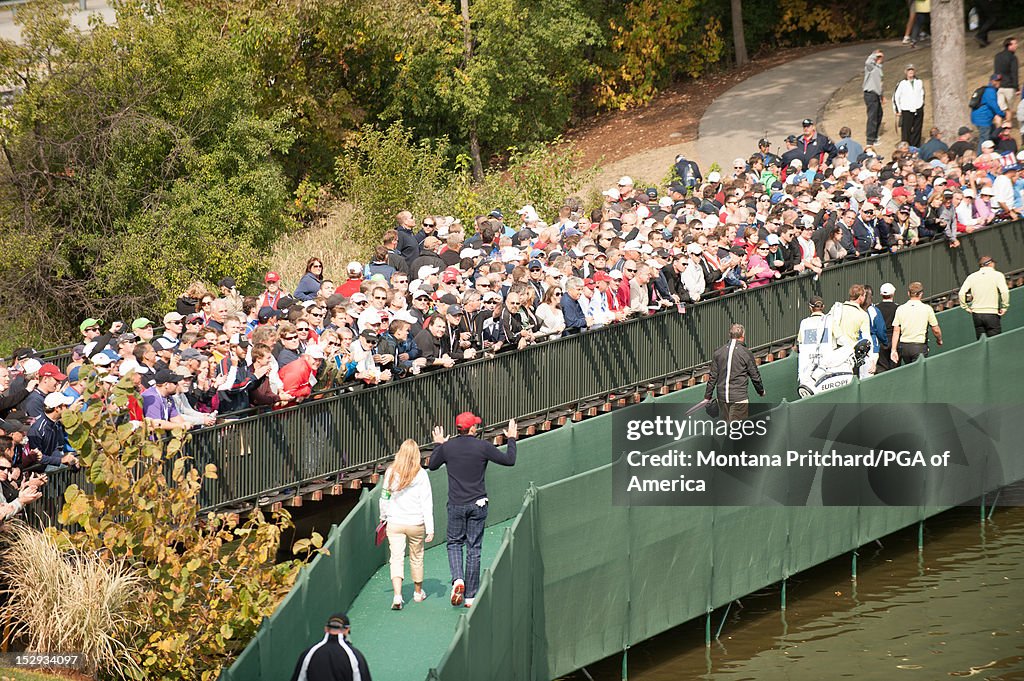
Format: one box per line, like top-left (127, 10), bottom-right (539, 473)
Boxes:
top-left (428, 435), bottom-right (517, 505)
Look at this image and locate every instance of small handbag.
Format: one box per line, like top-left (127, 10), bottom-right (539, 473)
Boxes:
top-left (375, 519), bottom-right (387, 546)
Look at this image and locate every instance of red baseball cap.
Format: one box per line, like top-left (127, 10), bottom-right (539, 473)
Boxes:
top-left (441, 268), bottom-right (459, 283)
top-left (593, 271), bottom-right (612, 282)
top-left (37, 363), bottom-right (67, 381)
top-left (455, 412), bottom-right (482, 430)
top-left (265, 271), bottom-right (281, 283)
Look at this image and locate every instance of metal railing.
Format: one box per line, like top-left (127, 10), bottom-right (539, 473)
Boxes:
top-left (30, 219), bottom-right (1024, 517)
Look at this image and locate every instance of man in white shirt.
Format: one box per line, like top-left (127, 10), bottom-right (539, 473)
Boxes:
top-left (892, 65), bottom-right (926, 147)
top-left (991, 166), bottom-right (1020, 219)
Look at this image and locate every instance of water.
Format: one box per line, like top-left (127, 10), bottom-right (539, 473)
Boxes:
top-left (564, 484), bottom-right (1024, 681)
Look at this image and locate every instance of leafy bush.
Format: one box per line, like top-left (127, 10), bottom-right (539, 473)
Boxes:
top-left (42, 374), bottom-right (306, 680)
top-left (597, 0), bottom-right (725, 109)
top-left (336, 122), bottom-right (598, 246)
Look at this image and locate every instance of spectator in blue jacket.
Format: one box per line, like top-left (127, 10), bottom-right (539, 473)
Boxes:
top-left (292, 257), bottom-right (324, 301)
top-left (862, 284), bottom-right (888, 376)
top-left (971, 75), bottom-right (1006, 150)
top-left (561, 277), bottom-right (589, 334)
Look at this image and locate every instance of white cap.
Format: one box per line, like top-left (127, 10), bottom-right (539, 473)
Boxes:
top-left (1017, 150), bottom-right (1024, 161)
top-left (100, 374), bottom-right (119, 384)
top-left (707, 171), bottom-right (721, 183)
top-left (119, 359), bottom-right (143, 376)
top-left (618, 176), bottom-right (633, 186)
top-left (622, 240), bottom-right (641, 252)
top-left (44, 392), bottom-right (75, 409)
top-left (516, 204), bottom-right (535, 215)
top-left (305, 344), bottom-right (325, 360)
top-left (686, 243), bottom-right (704, 255)
top-left (500, 247), bottom-right (522, 263)
top-left (980, 186), bottom-right (995, 195)
top-left (981, 140), bottom-right (995, 149)
top-left (733, 157), bottom-right (747, 167)
top-left (658, 196), bottom-right (673, 208)
top-left (163, 312), bottom-right (184, 325)
top-left (879, 283), bottom-right (896, 296)
top-left (22, 358), bottom-right (42, 375)
top-left (347, 261), bottom-right (363, 273)
top-left (602, 188), bottom-right (620, 199)
top-left (350, 292), bottom-right (368, 303)
top-left (417, 265), bottom-right (440, 279)
top-left (392, 310), bottom-right (417, 324)
top-left (608, 269), bottom-right (623, 279)
top-left (963, 188), bottom-right (976, 198)
top-left (933, 177), bottom-right (948, 186)
top-left (460, 248), bottom-right (483, 259)
top-left (91, 353), bottom-right (113, 367)
top-left (644, 258), bottom-right (662, 269)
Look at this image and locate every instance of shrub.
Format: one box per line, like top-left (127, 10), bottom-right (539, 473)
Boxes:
top-left (46, 374), bottom-right (306, 680)
top-left (0, 521), bottom-right (145, 679)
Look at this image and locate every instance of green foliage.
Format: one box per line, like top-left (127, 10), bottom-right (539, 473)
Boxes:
top-left (336, 121), bottom-right (597, 246)
top-left (55, 374), bottom-right (304, 680)
top-left (335, 121), bottom-right (456, 245)
top-left (598, 0), bottom-right (725, 109)
top-left (0, 0), bottom-right (295, 334)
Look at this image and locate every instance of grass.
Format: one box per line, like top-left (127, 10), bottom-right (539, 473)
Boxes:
top-left (0, 523), bottom-right (144, 680)
top-left (0, 669), bottom-right (89, 680)
top-left (268, 200), bottom-right (368, 289)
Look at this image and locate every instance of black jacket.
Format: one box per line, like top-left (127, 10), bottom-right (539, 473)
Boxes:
top-left (705, 339), bottom-right (764, 404)
top-left (994, 48), bottom-right (1019, 90)
top-left (290, 633), bottom-right (372, 681)
top-left (428, 434), bottom-right (517, 505)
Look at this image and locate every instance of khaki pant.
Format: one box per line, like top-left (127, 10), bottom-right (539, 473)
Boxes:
top-left (387, 523), bottom-right (425, 582)
top-left (997, 88), bottom-right (1017, 120)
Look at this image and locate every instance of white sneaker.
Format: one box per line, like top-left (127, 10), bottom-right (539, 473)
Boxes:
top-left (414, 590), bottom-right (428, 603)
top-left (464, 597), bottom-right (475, 608)
top-left (391, 595), bottom-right (404, 610)
top-left (902, 36), bottom-right (911, 44)
top-left (450, 579), bottom-right (465, 606)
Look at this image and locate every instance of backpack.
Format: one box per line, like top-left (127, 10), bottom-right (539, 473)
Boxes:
top-left (968, 86), bottom-right (986, 110)
top-left (674, 156), bottom-right (702, 189)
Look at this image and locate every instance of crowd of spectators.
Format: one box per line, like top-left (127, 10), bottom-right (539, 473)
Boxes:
top-left (0, 111), bottom-right (1022, 516)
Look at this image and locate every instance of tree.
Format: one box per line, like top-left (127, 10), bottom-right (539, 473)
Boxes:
top-left (0, 1), bottom-right (295, 333)
top-left (731, 0), bottom-right (748, 66)
top-left (931, 0), bottom-right (968, 138)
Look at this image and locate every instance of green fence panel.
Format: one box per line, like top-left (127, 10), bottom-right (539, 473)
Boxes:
top-left (534, 467), bottom-right (631, 676)
top-left (427, 325), bottom-right (1024, 681)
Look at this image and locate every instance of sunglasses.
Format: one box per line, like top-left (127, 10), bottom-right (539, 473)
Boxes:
top-left (282, 335), bottom-right (298, 341)
top-left (311, 263), bottom-right (323, 268)
top-left (423, 222), bottom-right (435, 227)
top-left (0, 465), bottom-right (11, 471)
top-left (624, 268), bottom-right (637, 273)
top-left (356, 300), bottom-right (369, 305)
top-left (310, 311), bottom-right (325, 317)
top-left (296, 328), bottom-right (310, 333)
top-left (554, 292), bottom-right (563, 297)
top-left (325, 341), bottom-right (341, 348)
top-left (373, 296), bottom-right (387, 301)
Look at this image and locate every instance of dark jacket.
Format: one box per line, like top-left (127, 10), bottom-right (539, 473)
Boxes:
top-left (290, 633), bottom-right (372, 681)
top-left (28, 413), bottom-right (68, 466)
top-left (704, 339), bottom-right (764, 404)
top-left (428, 434), bottom-right (516, 505)
top-left (293, 272), bottom-right (323, 301)
top-left (994, 48), bottom-right (1019, 90)
top-left (561, 294), bottom-right (587, 333)
top-left (0, 376), bottom-right (31, 419)
top-left (397, 226), bottom-right (419, 266)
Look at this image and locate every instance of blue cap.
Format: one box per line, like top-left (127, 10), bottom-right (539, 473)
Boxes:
top-left (67, 366), bottom-right (81, 381)
top-left (102, 349), bottom-right (119, 361)
top-left (528, 259), bottom-right (542, 270)
top-left (489, 210), bottom-right (504, 220)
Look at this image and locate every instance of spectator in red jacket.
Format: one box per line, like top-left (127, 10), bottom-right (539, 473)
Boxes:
top-left (277, 344), bottom-right (324, 406)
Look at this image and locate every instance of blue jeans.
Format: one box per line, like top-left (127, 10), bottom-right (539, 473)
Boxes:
top-left (446, 502), bottom-right (488, 598)
top-left (976, 125), bottom-right (993, 151)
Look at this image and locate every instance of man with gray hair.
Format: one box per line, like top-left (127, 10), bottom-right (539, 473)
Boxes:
top-left (863, 50), bottom-right (885, 146)
top-left (704, 323), bottom-right (765, 422)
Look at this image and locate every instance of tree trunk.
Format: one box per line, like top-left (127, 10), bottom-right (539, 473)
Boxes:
top-left (731, 0), bottom-right (748, 67)
top-left (461, 0), bottom-right (484, 182)
top-left (931, 0), bottom-right (967, 139)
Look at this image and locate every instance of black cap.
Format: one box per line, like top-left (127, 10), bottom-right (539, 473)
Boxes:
top-left (758, 137), bottom-right (770, 147)
top-left (326, 613), bottom-right (350, 629)
top-left (217, 276), bottom-right (236, 289)
top-left (439, 293), bottom-right (458, 305)
top-left (257, 306), bottom-right (280, 323)
top-left (277, 295), bottom-right (298, 310)
top-left (154, 368), bottom-right (183, 385)
top-left (801, 118), bottom-right (813, 127)
top-left (785, 134), bottom-right (797, 143)
top-left (644, 187), bottom-right (658, 199)
top-left (942, 189), bottom-right (954, 198)
top-left (360, 329), bottom-right (379, 344)
top-left (809, 295), bottom-right (824, 309)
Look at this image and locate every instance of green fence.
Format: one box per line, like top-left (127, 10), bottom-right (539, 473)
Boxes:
top-left (175, 219), bottom-right (1024, 510)
top-left (221, 292), bottom-right (1024, 681)
top-left (428, 325), bottom-right (1024, 681)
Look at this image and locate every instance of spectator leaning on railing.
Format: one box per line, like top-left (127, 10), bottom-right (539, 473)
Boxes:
top-left (6, 98), bottom-right (1022, 440)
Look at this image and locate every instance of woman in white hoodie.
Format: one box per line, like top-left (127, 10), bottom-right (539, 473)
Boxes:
top-left (379, 439), bottom-right (434, 610)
